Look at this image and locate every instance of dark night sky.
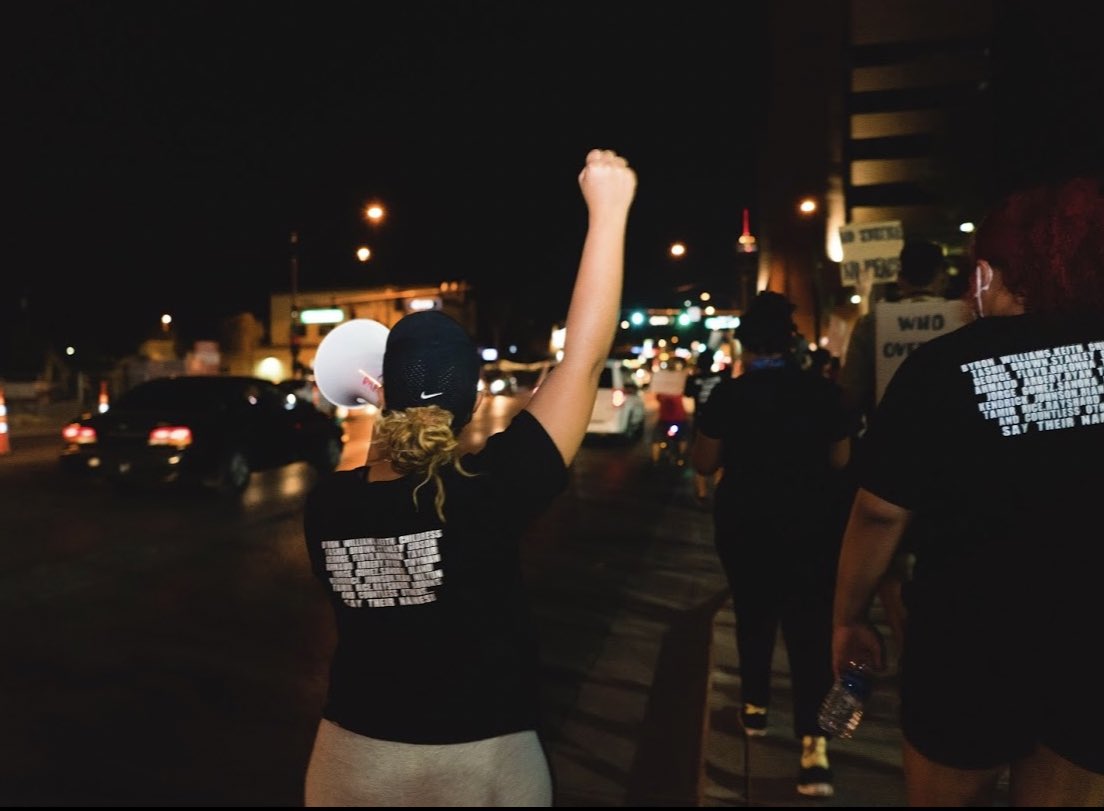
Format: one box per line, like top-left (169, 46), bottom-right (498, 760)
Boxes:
top-left (4, 2), bottom-right (1102, 366)
top-left (5, 1), bottom-right (771, 361)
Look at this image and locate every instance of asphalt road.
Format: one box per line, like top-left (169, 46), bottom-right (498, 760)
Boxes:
top-left (0, 392), bottom-right (729, 807)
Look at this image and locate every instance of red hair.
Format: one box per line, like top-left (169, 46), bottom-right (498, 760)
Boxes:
top-left (971, 176), bottom-right (1104, 316)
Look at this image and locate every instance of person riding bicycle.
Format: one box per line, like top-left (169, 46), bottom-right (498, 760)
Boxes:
top-left (651, 390), bottom-right (690, 464)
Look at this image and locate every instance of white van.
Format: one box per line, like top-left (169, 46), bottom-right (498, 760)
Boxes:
top-left (586, 359), bottom-right (646, 441)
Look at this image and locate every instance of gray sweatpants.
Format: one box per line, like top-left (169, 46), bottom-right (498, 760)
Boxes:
top-left (304, 718), bottom-right (553, 807)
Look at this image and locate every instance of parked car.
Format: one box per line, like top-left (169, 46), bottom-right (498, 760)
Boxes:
top-left (586, 359), bottom-right (645, 441)
top-left (59, 375), bottom-right (345, 495)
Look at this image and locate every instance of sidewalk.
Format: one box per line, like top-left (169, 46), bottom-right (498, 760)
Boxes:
top-left (701, 598), bottom-right (908, 807)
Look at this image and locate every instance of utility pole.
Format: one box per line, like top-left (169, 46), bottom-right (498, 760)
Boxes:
top-left (289, 230), bottom-right (301, 378)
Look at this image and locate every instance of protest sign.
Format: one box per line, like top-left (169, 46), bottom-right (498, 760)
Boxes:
top-left (874, 298), bottom-right (972, 402)
top-left (839, 221), bottom-right (904, 288)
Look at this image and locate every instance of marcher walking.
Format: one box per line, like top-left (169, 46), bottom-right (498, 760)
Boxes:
top-left (691, 291), bottom-right (852, 798)
top-left (832, 174), bottom-right (1104, 806)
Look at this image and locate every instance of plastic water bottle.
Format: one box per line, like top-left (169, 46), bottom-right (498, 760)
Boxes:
top-left (817, 661), bottom-right (872, 738)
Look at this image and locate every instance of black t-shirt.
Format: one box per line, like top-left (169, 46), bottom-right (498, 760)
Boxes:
top-left (304, 409), bottom-right (568, 744)
top-left (696, 361), bottom-right (852, 537)
top-left (856, 315), bottom-right (1104, 623)
top-left (684, 370), bottom-right (725, 422)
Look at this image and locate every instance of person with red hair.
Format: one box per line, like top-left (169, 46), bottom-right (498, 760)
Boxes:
top-left (831, 175), bottom-right (1104, 806)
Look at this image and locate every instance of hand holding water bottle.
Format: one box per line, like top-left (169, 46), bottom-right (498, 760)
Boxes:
top-left (823, 621), bottom-right (885, 738)
top-left (818, 660), bottom-right (873, 738)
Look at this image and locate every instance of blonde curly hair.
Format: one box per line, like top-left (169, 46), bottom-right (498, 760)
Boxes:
top-left (374, 405), bottom-right (476, 521)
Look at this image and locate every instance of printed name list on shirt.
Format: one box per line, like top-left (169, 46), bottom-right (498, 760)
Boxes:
top-left (961, 341), bottom-right (1104, 436)
top-left (320, 529), bottom-right (445, 607)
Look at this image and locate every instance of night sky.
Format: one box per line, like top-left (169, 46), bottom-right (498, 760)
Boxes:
top-left (6, 1), bottom-right (770, 363)
top-left (5, 2), bottom-right (1102, 369)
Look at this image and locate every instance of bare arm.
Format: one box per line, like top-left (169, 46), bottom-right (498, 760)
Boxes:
top-left (829, 437), bottom-right (850, 471)
top-left (690, 433), bottom-right (722, 475)
top-left (832, 487), bottom-right (911, 674)
top-left (526, 149), bottom-right (637, 466)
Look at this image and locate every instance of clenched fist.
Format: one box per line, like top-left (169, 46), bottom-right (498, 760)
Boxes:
top-left (578, 149), bottom-right (637, 218)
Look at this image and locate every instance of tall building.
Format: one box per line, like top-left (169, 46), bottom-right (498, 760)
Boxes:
top-left (843, 1), bottom-right (993, 243)
top-left (759, 0), bottom-right (994, 349)
top-left (759, 0), bottom-right (1102, 352)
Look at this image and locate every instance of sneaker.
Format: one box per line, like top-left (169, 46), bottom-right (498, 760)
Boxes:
top-left (739, 703), bottom-right (768, 737)
top-left (797, 735), bottom-right (834, 797)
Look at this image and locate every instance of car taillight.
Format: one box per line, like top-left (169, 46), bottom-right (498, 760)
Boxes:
top-left (62, 423), bottom-right (97, 444)
top-left (611, 389), bottom-right (627, 408)
top-left (149, 426), bottom-right (193, 447)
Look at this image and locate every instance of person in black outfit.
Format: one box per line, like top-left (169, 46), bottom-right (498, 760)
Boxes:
top-left (690, 291), bottom-right (852, 798)
top-left (832, 175), bottom-right (1104, 806)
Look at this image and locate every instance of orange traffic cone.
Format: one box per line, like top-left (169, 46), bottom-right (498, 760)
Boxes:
top-left (97, 380), bottom-right (110, 413)
top-left (0, 386), bottom-right (10, 455)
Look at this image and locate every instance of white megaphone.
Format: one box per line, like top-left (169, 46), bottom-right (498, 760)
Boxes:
top-left (312, 319), bottom-right (391, 408)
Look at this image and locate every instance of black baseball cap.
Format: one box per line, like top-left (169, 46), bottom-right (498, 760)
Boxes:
top-left (382, 310), bottom-right (481, 431)
top-left (735, 291), bottom-right (796, 354)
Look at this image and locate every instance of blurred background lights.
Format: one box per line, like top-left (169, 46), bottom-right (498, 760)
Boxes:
top-left (256, 356), bottom-right (284, 381)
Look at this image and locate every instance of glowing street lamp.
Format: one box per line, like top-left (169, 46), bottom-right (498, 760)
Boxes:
top-left (364, 203), bottom-right (386, 225)
top-left (356, 246), bottom-right (371, 262)
top-left (798, 197), bottom-right (818, 216)
top-left (669, 242), bottom-right (687, 258)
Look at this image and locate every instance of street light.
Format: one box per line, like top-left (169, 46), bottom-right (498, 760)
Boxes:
top-left (364, 202), bottom-right (386, 225)
top-left (356, 246), bottom-right (371, 262)
top-left (795, 195), bottom-right (832, 345)
top-left (289, 230), bottom-right (302, 379)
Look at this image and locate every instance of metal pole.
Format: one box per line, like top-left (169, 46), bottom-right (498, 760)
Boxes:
top-left (743, 733), bottom-right (751, 806)
top-left (289, 230), bottom-right (301, 378)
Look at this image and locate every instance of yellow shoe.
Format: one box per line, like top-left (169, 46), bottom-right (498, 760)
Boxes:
top-left (797, 735), bottom-right (834, 797)
top-left (739, 703), bottom-right (768, 737)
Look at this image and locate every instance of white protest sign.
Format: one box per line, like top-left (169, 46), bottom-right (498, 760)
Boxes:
top-left (839, 220), bottom-right (905, 287)
top-left (650, 368), bottom-right (688, 396)
top-left (874, 298), bottom-right (972, 402)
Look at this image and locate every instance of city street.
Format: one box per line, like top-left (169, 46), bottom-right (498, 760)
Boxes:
top-left (0, 391), bottom-right (730, 806)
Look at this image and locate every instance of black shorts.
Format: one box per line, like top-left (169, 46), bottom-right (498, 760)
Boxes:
top-left (900, 602), bottom-right (1104, 774)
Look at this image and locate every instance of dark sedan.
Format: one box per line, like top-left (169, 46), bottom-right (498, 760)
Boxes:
top-left (59, 375), bottom-right (345, 495)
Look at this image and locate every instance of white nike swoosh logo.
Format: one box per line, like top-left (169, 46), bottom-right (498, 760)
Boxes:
top-left (420, 391), bottom-right (444, 399)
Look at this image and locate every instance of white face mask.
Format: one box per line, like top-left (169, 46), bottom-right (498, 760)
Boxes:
top-left (974, 264), bottom-right (992, 318)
